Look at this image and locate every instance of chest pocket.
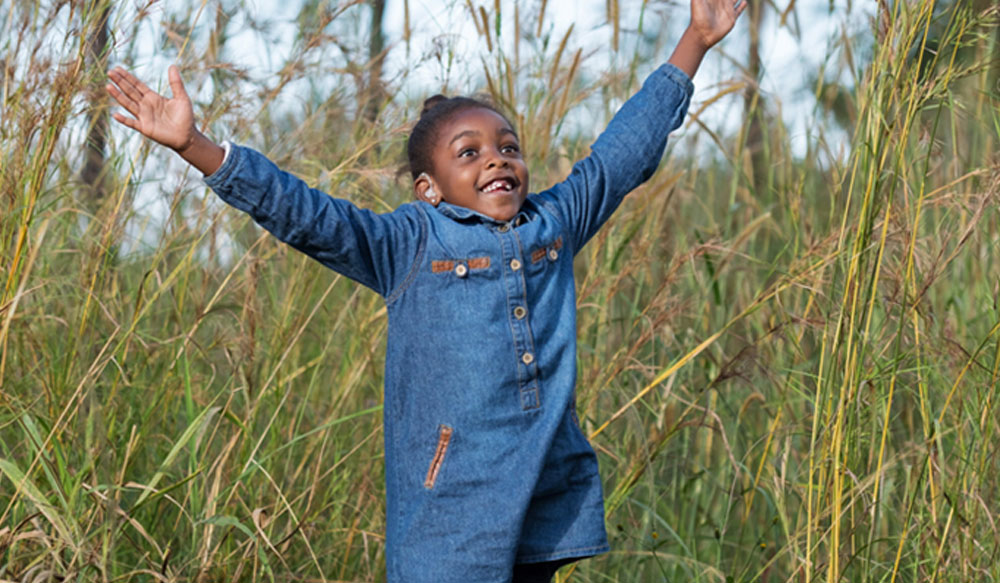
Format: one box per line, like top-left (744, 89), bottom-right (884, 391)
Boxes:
top-left (429, 256), bottom-right (493, 280)
top-left (526, 236), bottom-right (563, 275)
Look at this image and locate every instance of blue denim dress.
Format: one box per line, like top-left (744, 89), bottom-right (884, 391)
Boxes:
top-left (204, 63), bottom-right (692, 582)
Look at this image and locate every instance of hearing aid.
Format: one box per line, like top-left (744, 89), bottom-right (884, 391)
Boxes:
top-left (418, 173), bottom-right (438, 204)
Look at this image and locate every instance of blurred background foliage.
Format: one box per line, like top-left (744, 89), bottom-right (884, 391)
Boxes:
top-left (2, 0), bottom-right (999, 581)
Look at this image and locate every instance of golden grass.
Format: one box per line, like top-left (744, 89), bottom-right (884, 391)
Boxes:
top-left (2, 0), bottom-right (999, 581)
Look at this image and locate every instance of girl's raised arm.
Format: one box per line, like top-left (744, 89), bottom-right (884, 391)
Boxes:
top-left (533, 0), bottom-right (746, 251)
top-left (106, 65), bottom-right (224, 176)
top-left (668, 0), bottom-right (748, 79)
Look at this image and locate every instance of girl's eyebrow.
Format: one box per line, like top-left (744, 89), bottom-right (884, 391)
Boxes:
top-left (449, 129), bottom-right (480, 145)
top-left (448, 127), bottom-right (519, 145)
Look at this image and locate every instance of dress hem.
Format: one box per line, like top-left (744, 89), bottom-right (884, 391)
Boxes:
top-left (514, 543), bottom-right (610, 565)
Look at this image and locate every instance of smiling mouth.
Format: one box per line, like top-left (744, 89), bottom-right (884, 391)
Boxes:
top-left (480, 178), bottom-right (517, 194)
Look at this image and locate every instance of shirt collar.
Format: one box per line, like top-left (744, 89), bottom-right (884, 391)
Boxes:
top-left (433, 199), bottom-right (534, 227)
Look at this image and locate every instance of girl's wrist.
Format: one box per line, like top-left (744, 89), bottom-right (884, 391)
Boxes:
top-left (683, 25), bottom-right (714, 54)
top-left (173, 128), bottom-right (198, 154)
top-left (667, 27), bottom-right (710, 79)
top-left (175, 130), bottom-right (225, 176)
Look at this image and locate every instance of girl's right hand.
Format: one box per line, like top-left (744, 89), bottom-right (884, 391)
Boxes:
top-left (106, 65), bottom-right (196, 153)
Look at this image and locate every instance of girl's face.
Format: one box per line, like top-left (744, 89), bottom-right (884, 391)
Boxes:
top-left (420, 107), bottom-right (529, 222)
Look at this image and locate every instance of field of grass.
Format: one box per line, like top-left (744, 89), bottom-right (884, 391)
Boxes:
top-left (2, 0), bottom-right (999, 581)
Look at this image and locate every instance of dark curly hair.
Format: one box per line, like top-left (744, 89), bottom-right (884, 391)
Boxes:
top-left (406, 94), bottom-right (514, 180)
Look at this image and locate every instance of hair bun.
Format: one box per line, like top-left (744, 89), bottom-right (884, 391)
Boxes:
top-left (421, 94), bottom-right (449, 118)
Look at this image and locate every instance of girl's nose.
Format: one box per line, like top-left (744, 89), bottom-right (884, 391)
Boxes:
top-left (485, 149), bottom-right (508, 168)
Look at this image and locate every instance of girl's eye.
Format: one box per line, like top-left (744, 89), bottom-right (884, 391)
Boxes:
top-left (458, 148), bottom-right (477, 158)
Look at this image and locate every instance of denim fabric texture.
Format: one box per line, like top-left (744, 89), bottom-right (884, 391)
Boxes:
top-left (204, 63), bottom-right (693, 582)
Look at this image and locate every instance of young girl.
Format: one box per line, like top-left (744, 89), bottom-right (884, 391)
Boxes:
top-left (107, 1), bottom-right (744, 580)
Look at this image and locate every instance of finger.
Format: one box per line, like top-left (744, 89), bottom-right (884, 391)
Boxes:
top-left (108, 68), bottom-right (143, 103)
top-left (118, 66), bottom-right (156, 96)
top-left (168, 65), bottom-right (189, 101)
top-left (111, 67), bottom-right (153, 103)
top-left (734, 0), bottom-right (748, 16)
top-left (106, 82), bottom-right (140, 116)
top-left (112, 111), bottom-right (140, 131)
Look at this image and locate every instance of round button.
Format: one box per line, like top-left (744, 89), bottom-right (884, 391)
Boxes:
top-left (521, 352), bottom-right (534, 365)
top-left (510, 258), bottom-right (522, 271)
top-left (498, 224), bottom-right (510, 233)
top-left (513, 306), bottom-right (527, 319)
top-left (548, 249), bottom-right (559, 261)
top-left (454, 263), bottom-right (468, 277)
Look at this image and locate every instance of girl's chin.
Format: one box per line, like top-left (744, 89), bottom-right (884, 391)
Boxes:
top-left (480, 209), bottom-right (517, 222)
top-left (483, 200), bottom-right (526, 221)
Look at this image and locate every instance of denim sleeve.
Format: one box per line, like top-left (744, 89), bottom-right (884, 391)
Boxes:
top-left (534, 63), bottom-right (693, 253)
top-left (203, 144), bottom-right (425, 299)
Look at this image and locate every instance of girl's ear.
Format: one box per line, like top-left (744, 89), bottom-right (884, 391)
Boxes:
top-left (414, 172), bottom-right (441, 206)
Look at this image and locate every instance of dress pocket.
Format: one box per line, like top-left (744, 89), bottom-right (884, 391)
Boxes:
top-left (423, 424), bottom-right (453, 489)
top-left (527, 236), bottom-right (563, 273)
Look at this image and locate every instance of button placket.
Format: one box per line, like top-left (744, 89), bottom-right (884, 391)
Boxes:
top-left (497, 225), bottom-right (541, 411)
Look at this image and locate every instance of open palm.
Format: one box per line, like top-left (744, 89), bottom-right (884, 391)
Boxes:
top-left (106, 65), bottom-right (196, 152)
top-left (691, 0), bottom-right (747, 48)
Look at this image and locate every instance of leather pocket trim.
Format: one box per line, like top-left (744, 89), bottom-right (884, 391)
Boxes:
top-left (432, 257), bottom-right (490, 273)
top-left (431, 260), bottom-right (454, 273)
top-left (531, 236), bottom-right (563, 263)
top-left (424, 425), bottom-right (453, 489)
top-left (468, 256), bottom-right (490, 270)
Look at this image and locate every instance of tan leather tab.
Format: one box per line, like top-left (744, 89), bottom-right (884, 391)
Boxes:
top-left (431, 260), bottom-right (454, 273)
top-left (532, 237), bottom-right (563, 263)
top-left (424, 425), bottom-right (453, 489)
top-left (468, 256), bottom-right (490, 270)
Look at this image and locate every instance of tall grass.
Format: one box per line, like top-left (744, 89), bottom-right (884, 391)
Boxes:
top-left (2, 0), bottom-right (999, 581)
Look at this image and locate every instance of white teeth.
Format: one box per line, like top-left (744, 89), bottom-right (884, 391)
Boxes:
top-left (483, 180), bottom-right (512, 193)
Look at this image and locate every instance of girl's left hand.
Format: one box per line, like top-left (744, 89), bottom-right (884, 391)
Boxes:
top-left (690, 0), bottom-right (748, 49)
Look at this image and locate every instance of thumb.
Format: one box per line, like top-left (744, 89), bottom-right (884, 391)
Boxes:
top-left (168, 65), bottom-right (189, 100)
